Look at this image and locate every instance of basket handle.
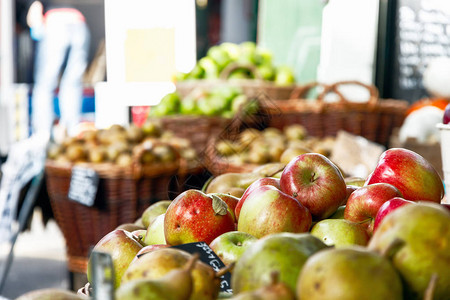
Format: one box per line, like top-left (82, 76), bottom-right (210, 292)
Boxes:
top-left (323, 80), bottom-right (379, 107)
top-left (289, 82), bottom-right (333, 100)
top-left (219, 62), bottom-right (263, 80)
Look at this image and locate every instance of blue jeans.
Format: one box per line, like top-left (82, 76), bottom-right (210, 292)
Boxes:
top-left (31, 17), bottom-right (90, 136)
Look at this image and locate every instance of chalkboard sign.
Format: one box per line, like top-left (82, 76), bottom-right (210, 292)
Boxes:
top-left (377, 0), bottom-right (450, 102)
top-left (171, 242), bottom-right (233, 294)
top-left (68, 166), bottom-right (99, 207)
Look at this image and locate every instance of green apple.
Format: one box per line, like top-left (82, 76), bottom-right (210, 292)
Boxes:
top-left (209, 231), bottom-right (257, 267)
top-left (310, 219), bottom-right (370, 248)
top-left (274, 66), bottom-right (295, 86)
top-left (141, 200), bottom-right (172, 229)
top-left (144, 213), bottom-right (166, 245)
top-left (232, 232), bottom-right (328, 294)
top-left (87, 229), bottom-right (143, 288)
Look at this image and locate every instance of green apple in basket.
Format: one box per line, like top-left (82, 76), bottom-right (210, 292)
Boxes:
top-left (274, 65), bottom-right (295, 86)
top-left (198, 95), bottom-right (228, 116)
top-left (220, 42), bottom-right (241, 61)
top-left (237, 41), bottom-right (260, 65)
top-left (180, 96), bottom-right (200, 115)
top-left (207, 45), bottom-right (232, 71)
top-left (198, 56), bottom-right (220, 79)
top-left (187, 64), bottom-right (205, 80)
top-left (257, 64), bottom-right (275, 81)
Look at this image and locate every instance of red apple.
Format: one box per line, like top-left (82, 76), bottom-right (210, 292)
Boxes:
top-left (373, 197), bottom-right (414, 232)
top-left (344, 183), bottom-right (403, 235)
top-left (235, 177), bottom-right (280, 221)
top-left (210, 193), bottom-right (240, 221)
top-left (280, 153), bottom-right (347, 220)
top-left (237, 185), bottom-right (312, 238)
top-left (164, 189), bottom-right (236, 245)
top-left (365, 148), bottom-right (444, 203)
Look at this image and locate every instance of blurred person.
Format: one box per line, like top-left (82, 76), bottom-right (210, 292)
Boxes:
top-left (27, 0), bottom-right (90, 138)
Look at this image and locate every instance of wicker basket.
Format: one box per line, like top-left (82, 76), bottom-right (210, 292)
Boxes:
top-left (176, 63), bottom-right (297, 100)
top-left (261, 81), bottom-right (409, 147)
top-left (45, 152), bottom-right (180, 273)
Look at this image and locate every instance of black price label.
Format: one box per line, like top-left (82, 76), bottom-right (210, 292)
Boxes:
top-left (68, 166), bottom-right (99, 207)
top-left (172, 242), bottom-right (233, 294)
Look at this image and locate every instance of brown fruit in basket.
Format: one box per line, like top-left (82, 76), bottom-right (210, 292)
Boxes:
top-left (181, 148), bottom-right (197, 161)
top-left (82, 129), bottom-right (98, 143)
top-left (15, 288), bottom-right (86, 300)
top-left (122, 248), bottom-right (220, 300)
top-left (268, 145), bottom-right (285, 162)
top-left (140, 149), bottom-right (157, 164)
top-left (153, 144), bottom-right (177, 163)
top-left (88, 146), bottom-right (106, 163)
top-left (284, 124), bottom-right (308, 141)
top-left (66, 143), bottom-right (86, 162)
top-left (126, 124), bottom-right (144, 143)
top-left (239, 129), bottom-right (261, 147)
top-left (228, 154), bottom-right (247, 166)
top-left (109, 124), bottom-right (126, 132)
top-left (216, 140), bottom-right (236, 156)
top-left (54, 154), bottom-right (70, 164)
top-left (248, 147), bottom-right (270, 164)
top-left (61, 136), bottom-right (78, 148)
top-left (47, 143), bottom-right (63, 160)
top-left (141, 120), bottom-right (162, 137)
top-left (312, 145), bottom-right (331, 157)
top-left (116, 152), bottom-right (133, 166)
top-left (280, 147), bottom-right (311, 165)
top-left (263, 127), bottom-right (284, 139)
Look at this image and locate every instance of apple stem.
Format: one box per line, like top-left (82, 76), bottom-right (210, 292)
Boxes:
top-left (356, 218), bottom-right (372, 225)
top-left (215, 262), bottom-right (235, 278)
top-left (381, 238), bottom-right (405, 259)
top-left (424, 273), bottom-right (439, 300)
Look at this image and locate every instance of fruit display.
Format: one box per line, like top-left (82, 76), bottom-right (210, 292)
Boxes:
top-left (175, 42), bottom-right (296, 86)
top-left (21, 147), bottom-right (450, 299)
top-left (46, 121), bottom-right (199, 169)
top-left (213, 125), bottom-right (336, 167)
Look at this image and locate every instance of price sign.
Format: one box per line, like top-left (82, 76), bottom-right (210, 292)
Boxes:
top-left (68, 166), bottom-right (99, 207)
top-left (171, 242), bottom-right (233, 294)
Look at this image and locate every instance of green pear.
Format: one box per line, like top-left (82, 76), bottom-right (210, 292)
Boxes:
top-left (232, 233), bottom-right (328, 294)
top-left (144, 213), bottom-right (166, 245)
top-left (116, 223), bottom-right (145, 232)
top-left (141, 200), bottom-right (172, 228)
top-left (16, 288), bottom-right (87, 300)
top-left (230, 272), bottom-right (295, 300)
top-left (87, 229), bottom-right (143, 288)
top-left (297, 246), bottom-right (403, 300)
top-left (116, 254), bottom-right (198, 300)
top-left (368, 202), bottom-right (450, 299)
top-left (310, 219), bottom-right (370, 248)
top-left (122, 248), bottom-right (221, 300)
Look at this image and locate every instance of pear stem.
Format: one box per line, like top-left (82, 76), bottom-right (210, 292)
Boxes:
top-left (424, 273), bottom-right (439, 300)
top-left (215, 262), bottom-right (235, 278)
top-left (266, 166), bottom-right (285, 178)
top-left (185, 253), bottom-right (200, 272)
top-left (381, 238), bottom-right (405, 259)
top-left (201, 176), bottom-right (215, 193)
top-left (270, 271), bottom-right (280, 285)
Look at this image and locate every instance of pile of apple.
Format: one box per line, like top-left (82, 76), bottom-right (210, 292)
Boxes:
top-left (18, 148), bottom-right (450, 299)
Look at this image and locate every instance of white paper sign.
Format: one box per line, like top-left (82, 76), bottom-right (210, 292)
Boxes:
top-left (0, 133), bottom-right (48, 244)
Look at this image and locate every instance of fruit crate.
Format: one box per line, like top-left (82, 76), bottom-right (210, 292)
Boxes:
top-left (261, 81), bottom-right (409, 148)
top-left (45, 157), bottom-right (180, 274)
